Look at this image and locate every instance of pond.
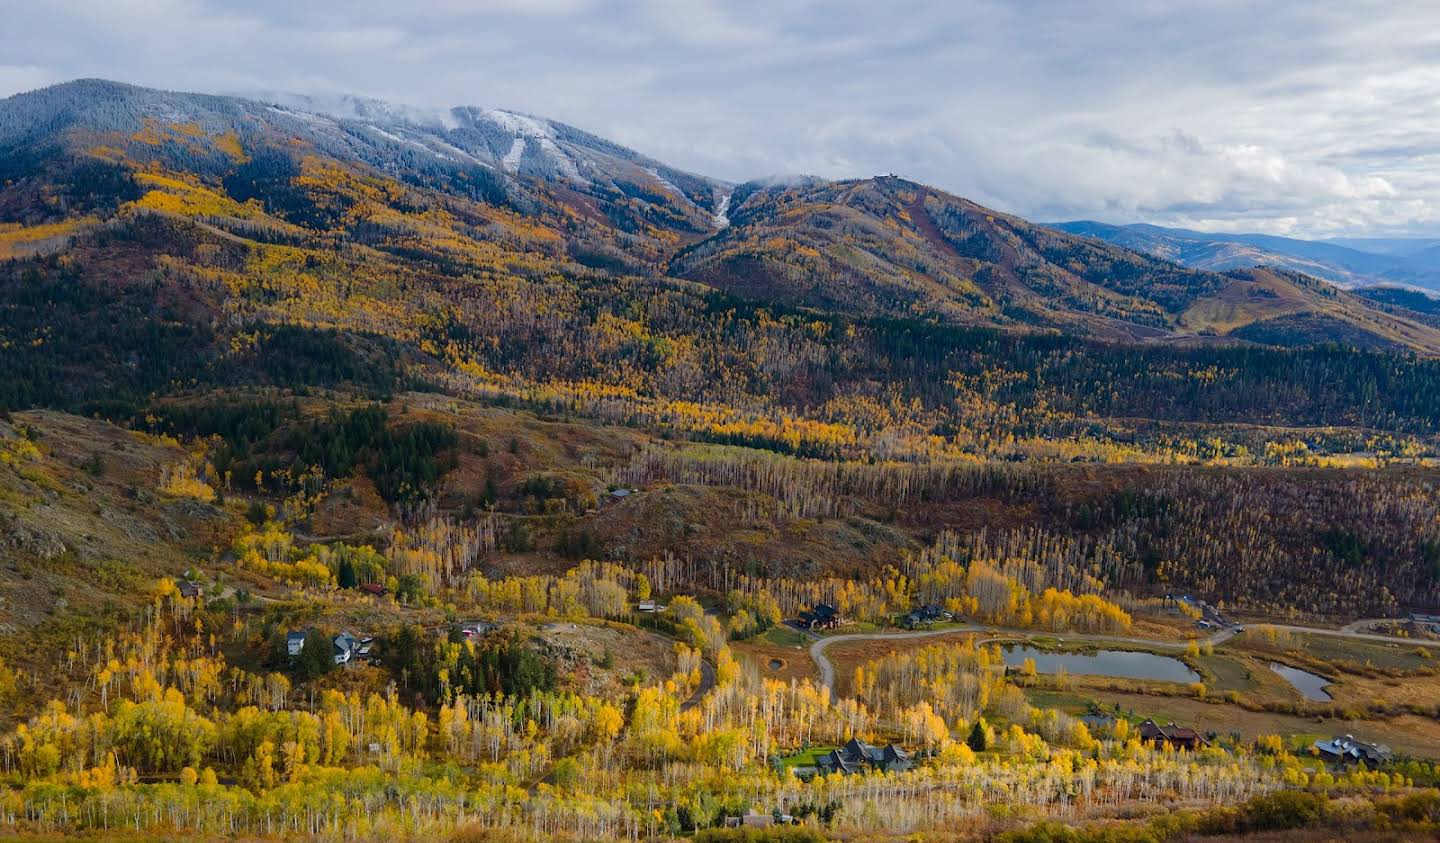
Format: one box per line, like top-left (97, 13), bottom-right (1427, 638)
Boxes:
top-left (1269, 662), bottom-right (1332, 701)
top-left (1002, 645), bottom-right (1201, 684)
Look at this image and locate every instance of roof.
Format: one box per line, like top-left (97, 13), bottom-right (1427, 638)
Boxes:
top-left (1314, 735), bottom-right (1392, 762)
top-left (1138, 718), bottom-right (1210, 746)
top-left (287, 631), bottom-right (306, 641)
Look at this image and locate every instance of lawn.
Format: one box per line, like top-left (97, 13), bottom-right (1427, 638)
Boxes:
top-left (1193, 653), bottom-right (1258, 692)
top-left (1293, 634), bottom-right (1435, 671)
top-left (758, 625), bottom-right (809, 648)
top-left (779, 745), bottom-right (839, 769)
top-left (1022, 688), bottom-right (1097, 713)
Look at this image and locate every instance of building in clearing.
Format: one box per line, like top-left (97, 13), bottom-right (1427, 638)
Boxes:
top-left (1137, 718), bottom-right (1210, 751)
top-left (799, 603), bottom-right (843, 630)
top-left (815, 738), bottom-right (913, 775)
top-left (1314, 735), bottom-right (1392, 767)
top-left (333, 631), bottom-right (361, 665)
top-left (286, 631), bottom-right (306, 658)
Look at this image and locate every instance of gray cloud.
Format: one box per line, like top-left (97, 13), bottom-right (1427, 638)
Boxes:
top-left (5, 0), bottom-right (1440, 237)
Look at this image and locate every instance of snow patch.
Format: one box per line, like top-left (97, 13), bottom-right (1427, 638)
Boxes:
top-left (713, 189), bottom-right (732, 229)
top-left (502, 138), bottom-right (527, 172)
top-left (482, 109), bottom-right (555, 139)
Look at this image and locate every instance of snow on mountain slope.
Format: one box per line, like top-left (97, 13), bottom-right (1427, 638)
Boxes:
top-left (0, 79), bottom-right (729, 236)
top-left (243, 89), bottom-right (721, 200)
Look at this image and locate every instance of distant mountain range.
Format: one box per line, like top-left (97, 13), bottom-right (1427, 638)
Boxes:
top-left (3, 78), bottom-right (1440, 372)
top-left (1051, 220), bottom-right (1440, 293)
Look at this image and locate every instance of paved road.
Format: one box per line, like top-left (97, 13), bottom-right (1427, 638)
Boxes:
top-left (808, 618), bottom-right (1439, 693)
top-left (681, 657), bottom-right (717, 712)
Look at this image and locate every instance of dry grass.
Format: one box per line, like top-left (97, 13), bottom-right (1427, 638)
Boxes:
top-left (733, 639), bottom-right (818, 686)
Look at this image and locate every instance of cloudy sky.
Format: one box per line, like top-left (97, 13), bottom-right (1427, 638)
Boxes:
top-left (5, 0), bottom-right (1440, 237)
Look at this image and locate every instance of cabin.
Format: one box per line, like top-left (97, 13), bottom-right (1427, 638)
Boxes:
top-left (286, 631), bottom-right (306, 657)
top-left (176, 579), bottom-right (202, 599)
top-left (637, 599), bottom-right (658, 613)
top-left (900, 603), bottom-right (952, 629)
top-left (1137, 718), bottom-right (1210, 751)
top-left (724, 810), bottom-right (795, 828)
top-left (1314, 735), bottom-right (1392, 767)
top-left (799, 603), bottom-right (843, 630)
top-left (360, 582), bottom-right (386, 596)
top-left (461, 622), bottom-right (493, 639)
top-left (815, 738), bottom-right (913, 775)
top-left (1078, 712), bottom-right (1118, 732)
top-left (333, 631), bottom-right (361, 665)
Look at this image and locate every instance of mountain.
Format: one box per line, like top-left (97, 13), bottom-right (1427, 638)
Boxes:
top-left (0, 78), bottom-right (727, 270)
top-left (4, 77), bottom-right (1440, 425)
top-left (1324, 236), bottom-right (1440, 258)
top-left (674, 177), bottom-right (1440, 348)
top-left (1052, 220), bottom-right (1440, 292)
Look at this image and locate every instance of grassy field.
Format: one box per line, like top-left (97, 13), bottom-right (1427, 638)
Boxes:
top-left (1292, 634), bottom-right (1436, 671)
top-left (779, 745), bottom-right (839, 770)
top-left (1192, 653), bottom-right (1259, 692)
top-left (757, 625), bottom-right (809, 647)
top-left (1024, 687), bottom-right (1440, 760)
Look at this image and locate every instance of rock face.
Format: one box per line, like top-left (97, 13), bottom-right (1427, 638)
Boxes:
top-left (4, 520), bottom-right (66, 559)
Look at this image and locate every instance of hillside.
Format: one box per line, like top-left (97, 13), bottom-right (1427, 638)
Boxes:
top-left (7, 78), bottom-right (1440, 843)
top-left (1055, 220), bottom-right (1440, 292)
top-left (5, 81), bottom-right (1440, 450)
top-left (674, 177), bottom-right (1440, 350)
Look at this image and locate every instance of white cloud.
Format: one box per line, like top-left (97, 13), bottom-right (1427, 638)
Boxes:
top-left (5, 0), bottom-right (1440, 236)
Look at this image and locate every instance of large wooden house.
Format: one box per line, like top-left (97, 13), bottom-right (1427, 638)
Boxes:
top-left (798, 603), bottom-right (843, 630)
top-left (815, 738), bottom-right (913, 775)
top-left (1137, 718), bottom-right (1210, 751)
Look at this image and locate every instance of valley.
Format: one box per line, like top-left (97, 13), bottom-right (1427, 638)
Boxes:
top-left (2, 78), bottom-right (1440, 842)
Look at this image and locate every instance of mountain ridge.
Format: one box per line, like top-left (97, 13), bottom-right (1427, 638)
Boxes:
top-left (1053, 219), bottom-right (1440, 293)
top-left (3, 78), bottom-right (1440, 358)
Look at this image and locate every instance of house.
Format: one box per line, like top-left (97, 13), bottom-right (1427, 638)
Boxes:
top-left (176, 579), bottom-right (202, 599)
top-left (901, 603), bottom-right (952, 628)
top-left (799, 603), bottom-right (843, 630)
top-left (1314, 735), bottom-right (1393, 767)
top-left (724, 810), bottom-right (794, 828)
top-left (1078, 712), bottom-right (1118, 732)
top-left (814, 738), bottom-right (913, 775)
top-left (360, 582), bottom-right (386, 597)
top-left (460, 622), bottom-right (494, 640)
top-left (1137, 718), bottom-right (1210, 751)
top-left (608, 488), bottom-right (633, 500)
top-left (333, 631), bottom-right (361, 665)
top-left (286, 631), bottom-right (306, 658)
top-left (637, 599), bottom-right (658, 613)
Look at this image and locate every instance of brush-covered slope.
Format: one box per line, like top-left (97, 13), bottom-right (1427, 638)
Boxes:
top-left (671, 176), bottom-right (1440, 351)
top-left (0, 78), bottom-right (725, 270)
top-left (5, 77), bottom-right (1440, 433)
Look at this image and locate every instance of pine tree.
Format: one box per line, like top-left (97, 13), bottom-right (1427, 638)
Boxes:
top-left (338, 557), bottom-right (357, 589)
top-left (967, 720), bottom-right (988, 753)
top-left (296, 630), bottom-right (334, 680)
